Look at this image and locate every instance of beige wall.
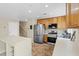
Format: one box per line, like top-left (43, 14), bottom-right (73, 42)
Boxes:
top-left (0, 20), bottom-right (8, 36)
top-left (26, 19), bottom-right (36, 42)
top-left (0, 20), bottom-right (19, 54)
top-left (19, 19), bottom-right (36, 42)
top-left (8, 21), bottom-right (19, 36)
top-left (0, 20), bottom-right (19, 36)
top-left (27, 20), bottom-right (36, 38)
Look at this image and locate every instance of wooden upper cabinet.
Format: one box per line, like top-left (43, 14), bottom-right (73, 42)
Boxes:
top-left (37, 19), bottom-right (48, 29)
top-left (48, 18), bottom-right (58, 24)
top-left (37, 16), bottom-right (67, 29)
top-left (37, 17), bottom-right (58, 29)
top-left (57, 16), bottom-right (67, 29)
top-left (66, 3), bottom-right (79, 28)
top-left (78, 11), bottom-right (79, 26)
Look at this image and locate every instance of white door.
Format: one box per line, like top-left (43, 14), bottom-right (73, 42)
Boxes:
top-left (8, 21), bottom-right (19, 36)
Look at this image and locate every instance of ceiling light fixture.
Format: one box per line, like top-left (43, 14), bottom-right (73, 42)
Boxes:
top-left (37, 16), bottom-right (40, 18)
top-left (72, 8), bottom-right (79, 11)
top-left (45, 5), bottom-right (48, 8)
top-left (75, 8), bottom-right (79, 10)
top-left (24, 19), bottom-right (28, 21)
top-left (28, 10), bottom-right (32, 13)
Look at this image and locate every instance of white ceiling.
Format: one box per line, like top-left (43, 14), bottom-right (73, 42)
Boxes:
top-left (0, 3), bottom-right (66, 21)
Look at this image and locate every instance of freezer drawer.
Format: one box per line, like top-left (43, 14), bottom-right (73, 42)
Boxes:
top-left (34, 36), bottom-right (43, 44)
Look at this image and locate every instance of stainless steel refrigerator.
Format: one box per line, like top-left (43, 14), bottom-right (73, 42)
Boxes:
top-left (34, 24), bottom-right (45, 43)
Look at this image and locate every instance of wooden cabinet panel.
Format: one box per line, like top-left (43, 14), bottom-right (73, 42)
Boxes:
top-left (76, 9), bottom-right (79, 27)
top-left (48, 19), bottom-right (53, 24)
top-left (70, 3), bottom-right (79, 27)
top-left (58, 16), bottom-right (67, 29)
top-left (37, 17), bottom-right (58, 29)
top-left (48, 18), bottom-right (58, 24)
top-left (37, 19), bottom-right (44, 24)
top-left (37, 19), bottom-right (48, 29)
top-left (43, 35), bottom-right (48, 43)
top-left (66, 3), bottom-right (79, 28)
top-left (70, 14), bottom-right (76, 27)
top-left (37, 16), bottom-right (67, 29)
top-left (77, 13), bottom-right (79, 27)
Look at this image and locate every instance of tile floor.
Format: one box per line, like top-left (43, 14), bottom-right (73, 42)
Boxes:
top-left (32, 43), bottom-right (54, 56)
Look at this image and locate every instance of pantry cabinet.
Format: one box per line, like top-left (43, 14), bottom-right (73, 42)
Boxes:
top-left (66, 3), bottom-right (79, 28)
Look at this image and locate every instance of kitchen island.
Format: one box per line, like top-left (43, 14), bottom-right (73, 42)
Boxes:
top-left (53, 39), bottom-right (79, 56)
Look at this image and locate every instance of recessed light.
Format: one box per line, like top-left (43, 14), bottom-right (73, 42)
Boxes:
top-left (75, 8), bottom-right (79, 10)
top-left (24, 19), bottom-right (28, 21)
top-left (37, 16), bottom-right (40, 18)
top-left (28, 10), bottom-right (32, 13)
top-left (45, 5), bottom-right (48, 8)
top-left (72, 8), bottom-right (79, 11)
top-left (43, 13), bottom-right (47, 15)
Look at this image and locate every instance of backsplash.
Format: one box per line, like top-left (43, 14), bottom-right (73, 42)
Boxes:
top-left (57, 29), bottom-right (77, 40)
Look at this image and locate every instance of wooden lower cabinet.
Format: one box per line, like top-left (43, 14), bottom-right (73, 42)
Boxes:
top-left (43, 34), bottom-right (48, 43)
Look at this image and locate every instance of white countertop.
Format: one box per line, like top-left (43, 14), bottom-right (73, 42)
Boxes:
top-left (53, 39), bottom-right (79, 56)
top-left (0, 36), bottom-right (31, 47)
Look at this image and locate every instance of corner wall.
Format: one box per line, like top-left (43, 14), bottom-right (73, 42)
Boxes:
top-left (26, 19), bottom-right (36, 43)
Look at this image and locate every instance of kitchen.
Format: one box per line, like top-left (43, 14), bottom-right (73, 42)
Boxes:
top-left (33, 17), bottom-right (78, 56)
top-left (0, 3), bottom-right (79, 56)
top-left (32, 3), bottom-right (79, 56)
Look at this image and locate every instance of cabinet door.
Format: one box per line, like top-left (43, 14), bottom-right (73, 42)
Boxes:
top-left (37, 19), bottom-right (44, 24)
top-left (58, 16), bottom-right (66, 29)
top-left (43, 34), bottom-right (48, 43)
top-left (71, 3), bottom-right (79, 27)
top-left (76, 4), bottom-right (79, 27)
top-left (53, 18), bottom-right (58, 23)
top-left (48, 18), bottom-right (57, 24)
top-left (37, 19), bottom-right (48, 29)
top-left (66, 3), bottom-right (79, 28)
top-left (78, 11), bottom-right (79, 26)
top-left (70, 14), bottom-right (77, 27)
